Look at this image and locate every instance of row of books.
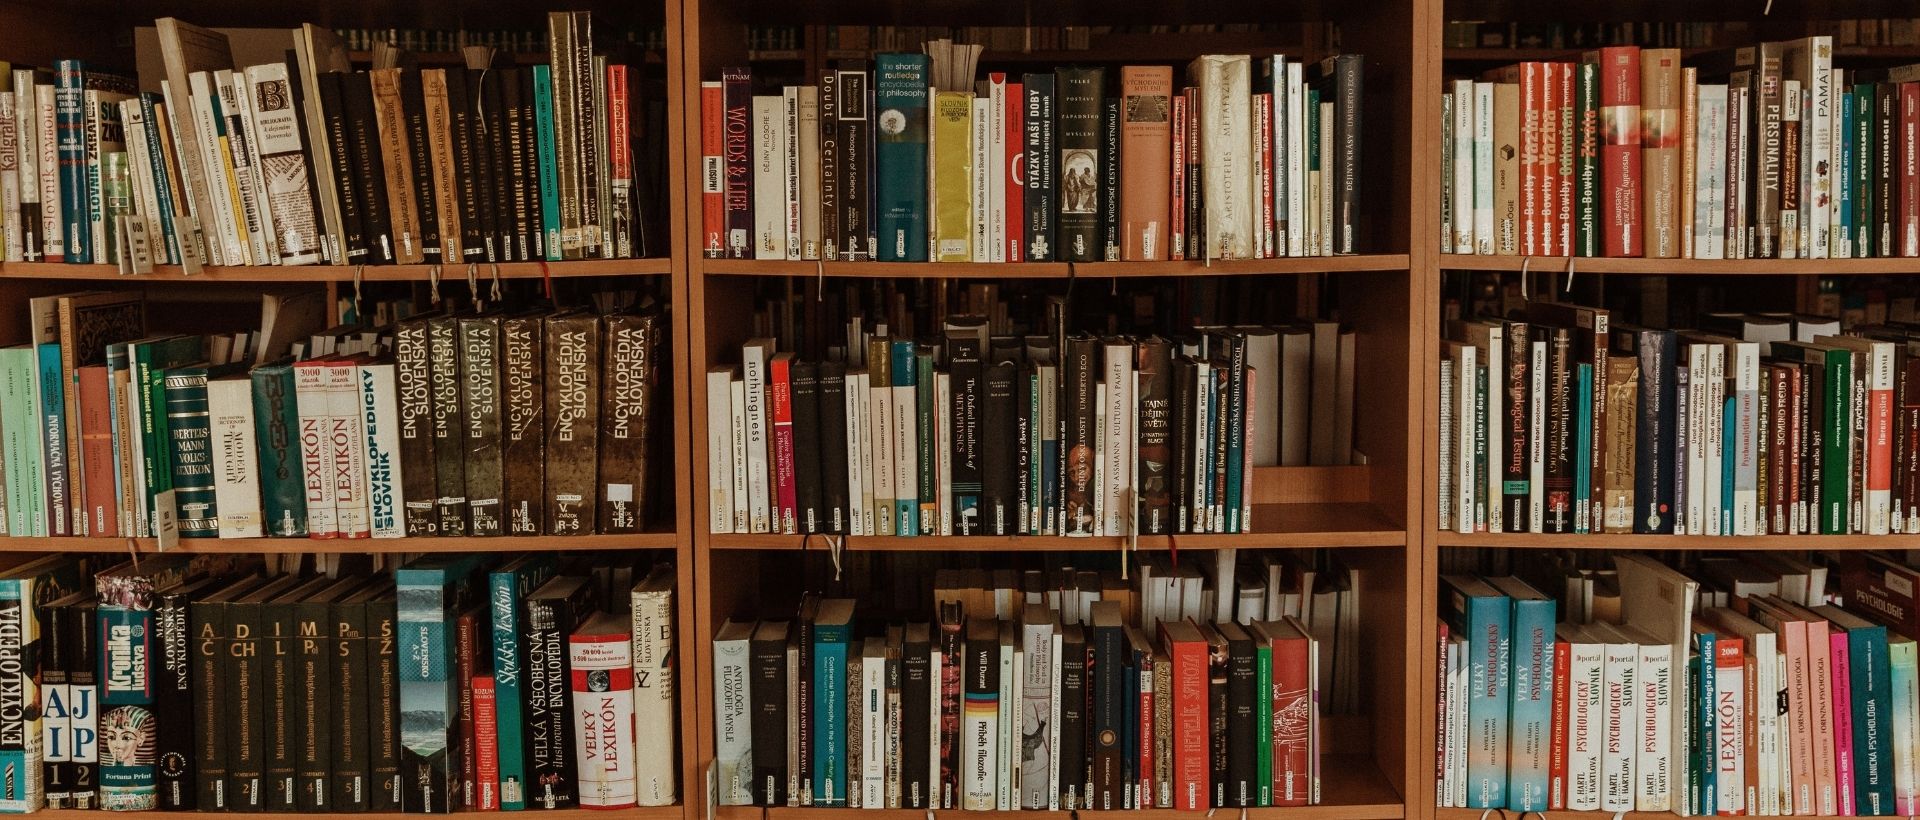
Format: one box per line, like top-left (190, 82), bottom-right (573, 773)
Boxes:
top-left (0, 551), bottom-right (678, 814)
top-left (706, 315), bottom-right (1357, 536)
top-left (330, 25), bottom-right (668, 54)
top-left (0, 13), bottom-right (651, 272)
top-left (700, 51), bottom-right (1364, 263)
top-left (1445, 20), bottom-right (1920, 50)
top-left (815, 26), bottom-right (1316, 56)
top-left (1, 290), bottom-right (664, 541)
top-left (711, 588), bottom-right (1328, 811)
top-left (1438, 551), bottom-right (1920, 816)
top-left (1439, 42), bottom-right (1920, 259)
top-left (1436, 297), bottom-right (1920, 536)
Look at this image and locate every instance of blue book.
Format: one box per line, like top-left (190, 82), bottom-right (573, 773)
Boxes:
top-left (54, 61), bottom-right (92, 264)
top-left (488, 556), bottom-right (557, 810)
top-left (1440, 575), bottom-right (1510, 808)
top-left (532, 65), bottom-right (563, 261)
top-left (873, 54), bottom-right (930, 261)
top-left (891, 339), bottom-right (918, 534)
top-left (1694, 630), bottom-right (1717, 816)
top-left (1574, 364), bottom-right (1593, 534)
top-left (394, 554), bottom-right (492, 813)
top-left (1488, 577), bottom-right (1556, 811)
top-left (1823, 606), bottom-right (1896, 814)
top-left (36, 344), bottom-right (68, 537)
top-left (812, 598), bottom-right (856, 806)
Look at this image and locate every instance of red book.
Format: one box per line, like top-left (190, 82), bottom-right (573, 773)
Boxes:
top-left (1556, 62), bottom-right (1575, 256)
top-left (1535, 61), bottom-right (1559, 257)
top-left (700, 82), bottom-right (725, 256)
top-left (769, 352), bottom-right (797, 534)
top-left (1902, 82), bottom-right (1919, 256)
top-left (1267, 619), bottom-right (1312, 808)
top-left (1257, 93), bottom-right (1275, 258)
top-left (1006, 81), bottom-right (1025, 263)
top-left (455, 608), bottom-right (482, 809)
top-left (77, 364), bottom-right (115, 537)
top-left (606, 63), bottom-right (631, 257)
top-left (1170, 92), bottom-right (1187, 261)
top-left (473, 675), bottom-right (501, 811)
top-left (1548, 637), bottom-right (1571, 809)
top-left (1160, 620), bottom-right (1210, 811)
top-left (1595, 46), bottom-right (1643, 256)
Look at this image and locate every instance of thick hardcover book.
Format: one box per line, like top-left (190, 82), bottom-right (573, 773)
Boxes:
top-left (628, 566), bottom-right (677, 807)
top-left (1121, 66), bottom-right (1173, 260)
top-left (981, 361), bottom-right (1016, 534)
top-left (132, 335), bottom-right (204, 537)
top-left (154, 578), bottom-right (216, 810)
top-left (503, 313), bottom-right (546, 535)
top-left (569, 612), bottom-right (637, 808)
top-left (792, 362), bottom-right (825, 532)
top-left (1089, 602), bottom-right (1125, 809)
top-left (395, 554), bottom-right (490, 813)
top-left (544, 311), bottom-right (601, 534)
top-left (393, 317), bottom-right (438, 535)
top-left (314, 72), bottom-right (370, 262)
top-left (330, 585), bottom-right (373, 812)
top-left (486, 556), bottom-right (557, 810)
top-left (190, 578), bottom-right (259, 811)
top-left (365, 593), bottom-right (402, 811)
top-left (460, 315), bottom-right (505, 535)
top-left (901, 622), bottom-right (932, 808)
top-left (811, 599), bottom-right (855, 806)
top-left (1161, 621), bottom-right (1208, 810)
top-left (62, 598), bottom-right (98, 809)
top-left (296, 578), bottom-right (362, 810)
top-left (1612, 324), bottom-right (1677, 532)
top-left (947, 334), bottom-right (983, 533)
top-left (818, 361), bottom-right (850, 533)
top-left (324, 359), bottom-right (372, 538)
top-left (598, 313), bottom-right (655, 532)
top-left (264, 580), bottom-right (307, 812)
top-left (227, 576), bottom-right (305, 811)
top-left (470, 66), bottom-right (505, 260)
top-left (714, 619), bottom-right (754, 806)
top-left (207, 375), bottom-right (263, 537)
top-left (1023, 74), bottom-right (1057, 261)
top-left (427, 314), bottom-right (468, 534)
top-left (398, 67), bottom-right (442, 263)
top-left (719, 67), bottom-right (752, 258)
top-left (1056, 67), bottom-right (1105, 262)
top-left (1057, 624), bottom-right (1088, 809)
top-left (1136, 338), bottom-right (1174, 533)
top-left (163, 365), bottom-right (218, 536)
top-left (1320, 54), bottom-right (1364, 253)
top-left (875, 54), bottom-right (930, 261)
top-left (960, 618), bottom-right (999, 810)
top-left (341, 72), bottom-right (395, 263)
top-left (1441, 574), bottom-right (1511, 807)
top-left (421, 68), bottom-right (463, 261)
top-left (1100, 98), bottom-right (1122, 260)
top-left (1544, 328), bottom-right (1576, 532)
top-left (834, 62), bottom-right (871, 260)
top-left (368, 68), bottom-right (424, 263)
top-left (523, 575), bottom-right (595, 809)
top-left (443, 68), bottom-right (485, 262)
top-left (1218, 621), bottom-right (1256, 807)
top-left (750, 620), bottom-right (790, 806)
top-left (1063, 334), bottom-right (1098, 535)
top-left (1590, 47), bottom-right (1642, 256)
top-left (94, 556), bottom-right (196, 811)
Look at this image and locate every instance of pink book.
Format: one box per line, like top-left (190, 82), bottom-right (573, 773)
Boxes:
top-left (1782, 618), bottom-right (1815, 815)
top-left (769, 353), bottom-right (798, 534)
top-left (1806, 618), bottom-right (1838, 816)
top-left (1829, 631), bottom-right (1856, 816)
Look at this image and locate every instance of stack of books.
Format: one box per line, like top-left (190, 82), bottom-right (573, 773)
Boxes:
top-left (707, 308), bottom-right (1357, 536)
top-left (0, 12), bottom-right (655, 271)
top-left (1438, 550), bottom-right (1920, 817)
top-left (702, 50), bottom-right (1365, 262)
top-left (0, 551), bottom-right (677, 813)
top-left (1439, 42), bottom-right (1920, 259)
top-left (713, 551), bottom-right (1360, 810)
top-left (1, 290), bottom-right (665, 541)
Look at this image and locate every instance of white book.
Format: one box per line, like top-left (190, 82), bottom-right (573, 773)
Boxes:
top-left (782, 87), bottom-right (801, 261)
top-left (1528, 338), bottom-right (1545, 532)
top-left (12, 70), bottom-right (39, 262)
top-left (935, 372), bottom-right (953, 535)
top-left (1566, 632), bottom-right (1605, 811)
top-left (751, 96), bottom-right (787, 260)
top-left (741, 339), bottom-right (773, 532)
top-left (1277, 327), bottom-right (1310, 466)
top-left (1251, 95), bottom-right (1270, 258)
top-left (1891, 641), bottom-right (1920, 815)
top-left (243, 62), bottom-right (324, 264)
top-left (971, 97), bottom-right (991, 263)
top-left (1479, 325), bottom-right (1505, 533)
top-left (927, 641), bottom-right (944, 809)
top-left (861, 640), bottom-right (885, 808)
top-left (892, 360), bottom-right (917, 534)
top-left (1683, 344), bottom-right (1708, 534)
top-left (1447, 343), bottom-right (1477, 534)
top-left (711, 620), bottom-right (755, 805)
top-left (1831, 65), bottom-right (1849, 258)
top-left (1472, 81), bottom-right (1494, 253)
top-left (629, 569), bottom-right (677, 806)
top-left (293, 362), bottom-right (337, 536)
top-left (997, 628), bottom-right (1015, 811)
top-left (35, 84), bottom-right (62, 263)
top-left (1191, 361), bottom-right (1211, 533)
top-left (707, 368), bottom-right (737, 532)
top-left (858, 370), bottom-right (879, 535)
top-left (188, 71), bottom-right (243, 265)
top-left (229, 68), bottom-right (279, 264)
top-left (1695, 84), bottom-right (1729, 259)
top-left (1101, 341), bottom-right (1133, 536)
top-left (1244, 328), bottom-right (1280, 467)
top-left (206, 376), bottom-right (263, 538)
top-left (214, 70), bottom-right (270, 266)
top-left (1189, 55), bottom-right (1253, 259)
top-left (1730, 340), bottom-right (1760, 535)
top-left (798, 85), bottom-right (821, 260)
top-left (570, 615), bottom-right (639, 808)
top-left (870, 363), bottom-right (895, 535)
top-left (1715, 641), bottom-right (1747, 814)
top-left (323, 361), bottom-right (371, 538)
top-left (1445, 636), bottom-right (1466, 807)
top-left (1019, 615), bottom-right (1054, 809)
top-left (1597, 630), bottom-right (1639, 813)
top-left (1451, 79), bottom-right (1475, 253)
top-left (1631, 634), bottom-right (1674, 812)
top-left (1704, 343), bottom-right (1725, 535)
top-left (1286, 61), bottom-right (1306, 257)
top-left (961, 641), bottom-right (997, 809)
top-left (357, 362), bottom-right (404, 538)
top-left (1094, 381), bottom-right (1107, 534)
top-left (842, 370), bottom-right (865, 535)
top-left (1799, 37), bottom-right (1834, 259)
top-left (1439, 357), bottom-right (1454, 532)
top-left (729, 379), bottom-right (750, 532)
top-left (1035, 364), bottom-right (1056, 534)
top-left (988, 75), bottom-right (1007, 263)
top-left (115, 100), bottom-right (158, 264)
top-left (1318, 99), bottom-right (1334, 256)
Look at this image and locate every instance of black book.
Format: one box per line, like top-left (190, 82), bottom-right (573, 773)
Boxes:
top-left (1170, 355), bottom-right (1196, 534)
top-left (66, 597), bottom-right (99, 809)
top-left (1219, 621), bottom-right (1257, 807)
top-left (365, 592), bottom-right (403, 812)
top-left (1319, 54), bottom-right (1363, 253)
top-left (40, 589), bottom-right (68, 809)
top-left (982, 360), bottom-right (1017, 534)
top-left (1544, 325), bottom-right (1576, 533)
top-left (748, 620), bottom-right (789, 806)
top-left (230, 576), bottom-right (305, 811)
top-left (469, 66), bottom-right (503, 262)
top-left (791, 362), bottom-right (825, 533)
top-left (1057, 623), bottom-right (1087, 810)
top-left (1184, 89), bottom-right (1203, 259)
top-left (1088, 601), bottom-right (1125, 810)
top-left (817, 361), bottom-right (850, 533)
top-left (429, 313), bottom-right (469, 535)
top-left (461, 315), bottom-right (506, 536)
top-left (835, 61), bottom-right (871, 260)
top-left (1022, 73), bottom-right (1057, 261)
top-left (1501, 321), bottom-right (1532, 532)
top-left (399, 68), bottom-right (442, 264)
top-left (1014, 362), bottom-right (1033, 534)
top-left (1204, 623), bottom-right (1229, 807)
top-left (282, 54), bottom-right (332, 264)
top-left (1612, 323), bottom-right (1678, 533)
top-left (316, 72), bottom-right (370, 263)
top-left (265, 576), bottom-right (331, 812)
top-left (297, 578), bottom-right (364, 810)
top-left (900, 622), bottom-right (932, 809)
top-left (331, 583), bottom-right (376, 812)
top-left (191, 578), bottom-right (263, 811)
top-left (395, 315), bottom-right (439, 535)
top-left (522, 575), bottom-right (596, 809)
top-left (446, 69), bottom-right (486, 262)
top-left (1100, 96), bottom-right (1121, 261)
top-left (1056, 67), bottom-right (1105, 262)
top-left (1209, 342), bottom-right (1233, 532)
top-left (342, 72), bottom-right (396, 264)
top-left (156, 578), bottom-right (221, 810)
top-left (947, 333), bottom-right (984, 534)
top-left (500, 67), bottom-right (534, 261)
top-left (518, 68), bottom-right (546, 260)
top-left (1136, 338), bottom-right (1174, 534)
top-left (1063, 334), bottom-right (1099, 535)
top-left (503, 312), bottom-right (547, 535)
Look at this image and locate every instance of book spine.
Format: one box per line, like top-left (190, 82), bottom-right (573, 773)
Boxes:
top-left (293, 362), bottom-right (338, 537)
top-left (360, 363), bottom-right (404, 539)
top-left (208, 377), bottom-right (263, 538)
top-left (630, 585), bottom-right (678, 807)
top-left (522, 592), bottom-right (578, 809)
top-left (462, 318), bottom-right (505, 536)
top-left (1597, 48), bottom-right (1643, 256)
top-left (874, 55), bottom-right (929, 261)
top-left (545, 313), bottom-right (601, 534)
top-left (78, 366), bottom-right (116, 537)
top-left (295, 599), bottom-right (333, 810)
top-left (1023, 74), bottom-right (1056, 261)
top-left (154, 588), bottom-right (191, 809)
top-left (569, 630), bottom-right (636, 808)
top-left (472, 677), bottom-right (499, 810)
top-left (1507, 598), bottom-right (1555, 811)
top-left (325, 362), bottom-right (370, 538)
top-left (428, 316), bottom-right (467, 535)
top-left (835, 66), bottom-right (870, 261)
top-left (330, 598), bottom-right (368, 812)
top-left (503, 316), bottom-right (546, 535)
top-left (367, 597), bottom-right (402, 811)
top-left (395, 571), bottom-right (458, 813)
top-left (247, 364), bottom-right (306, 537)
top-left (599, 314), bottom-right (654, 532)
top-left (189, 598), bottom-right (225, 810)
top-left (394, 320), bottom-right (439, 536)
top-left (1057, 67), bottom-right (1105, 261)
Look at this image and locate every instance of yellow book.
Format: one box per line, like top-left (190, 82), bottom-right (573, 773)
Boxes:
top-left (931, 90), bottom-right (972, 262)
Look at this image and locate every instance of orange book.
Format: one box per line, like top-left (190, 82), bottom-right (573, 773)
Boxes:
top-left (700, 81), bottom-right (726, 256)
top-left (1120, 66), bottom-right (1174, 261)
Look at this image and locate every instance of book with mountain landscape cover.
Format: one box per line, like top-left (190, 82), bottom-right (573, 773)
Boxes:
top-left (395, 554), bottom-right (490, 813)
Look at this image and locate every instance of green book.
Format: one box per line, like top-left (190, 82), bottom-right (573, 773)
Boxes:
top-left (873, 53), bottom-right (930, 261)
top-left (249, 359), bottom-right (307, 536)
top-left (1254, 632), bottom-right (1273, 806)
top-left (488, 555), bottom-right (557, 810)
top-left (129, 335), bottom-right (203, 536)
top-left (2, 346), bottom-right (43, 536)
top-left (161, 363), bottom-right (218, 537)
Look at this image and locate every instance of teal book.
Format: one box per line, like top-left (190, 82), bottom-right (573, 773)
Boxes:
top-left (1254, 638), bottom-right (1272, 806)
top-left (1695, 630), bottom-right (1716, 815)
top-left (1440, 575), bottom-right (1509, 808)
top-left (1487, 577), bottom-right (1555, 812)
top-left (873, 54), bottom-right (930, 262)
top-left (162, 364), bottom-right (218, 537)
top-left (54, 60), bottom-right (92, 264)
top-left (36, 343), bottom-right (69, 536)
top-left (1722, 394), bottom-right (1735, 535)
top-left (249, 360), bottom-right (307, 536)
top-left (891, 338), bottom-right (917, 533)
top-left (533, 65), bottom-right (563, 262)
top-left (1822, 607), bottom-right (1895, 814)
top-left (1854, 84), bottom-right (1875, 257)
top-left (1837, 90), bottom-right (1854, 255)
top-left (395, 554), bottom-right (492, 813)
top-left (129, 335), bottom-right (204, 536)
top-left (811, 598), bottom-right (855, 806)
top-left (488, 555), bottom-right (558, 810)
top-left (914, 347), bottom-right (936, 534)
top-left (1573, 363), bottom-right (1592, 534)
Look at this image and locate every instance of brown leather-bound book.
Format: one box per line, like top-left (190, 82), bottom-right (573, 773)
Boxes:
top-left (543, 309), bottom-right (601, 534)
top-left (428, 312), bottom-right (468, 535)
top-left (597, 312), bottom-right (656, 533)
top-left (1120, 66), bottom-right (1173, 261)
top-left (502, 312), bottom-right (546, 535)
top-left (394, 313), bottom-right (439, 535)
top-left (460, 314), bottom-right (505, 535)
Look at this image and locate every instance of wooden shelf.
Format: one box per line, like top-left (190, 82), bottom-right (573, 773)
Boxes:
top-left (0, 259), bottom-right (673, 282)
top-left (26, 810), bottom-right (682, 820)
top-left (1434, 530), bottom-right (1917, 550)
top-left (0, 532), bottom-right (680, 553)
top-left (711, 503), bottom-right (1405, 550)
top-left (700, 255), bottom-right (1410, 279)
top-left (1436, 254), bottom-right (1920, 276)
top-left (1437, 811), bottom-right (1903, 820)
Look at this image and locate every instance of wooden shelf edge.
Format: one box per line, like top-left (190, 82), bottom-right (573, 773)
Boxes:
top-left (0, 532), bottom-right (682, 552)
top-left (1432, 530), bottom-right (1918, 549)
top-left (1436, 254), bottom-right (1920, 275)
top-left (699, 255), bottom-right (1410, 279)
top-left (0, 259), bottom-right (673, 282)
